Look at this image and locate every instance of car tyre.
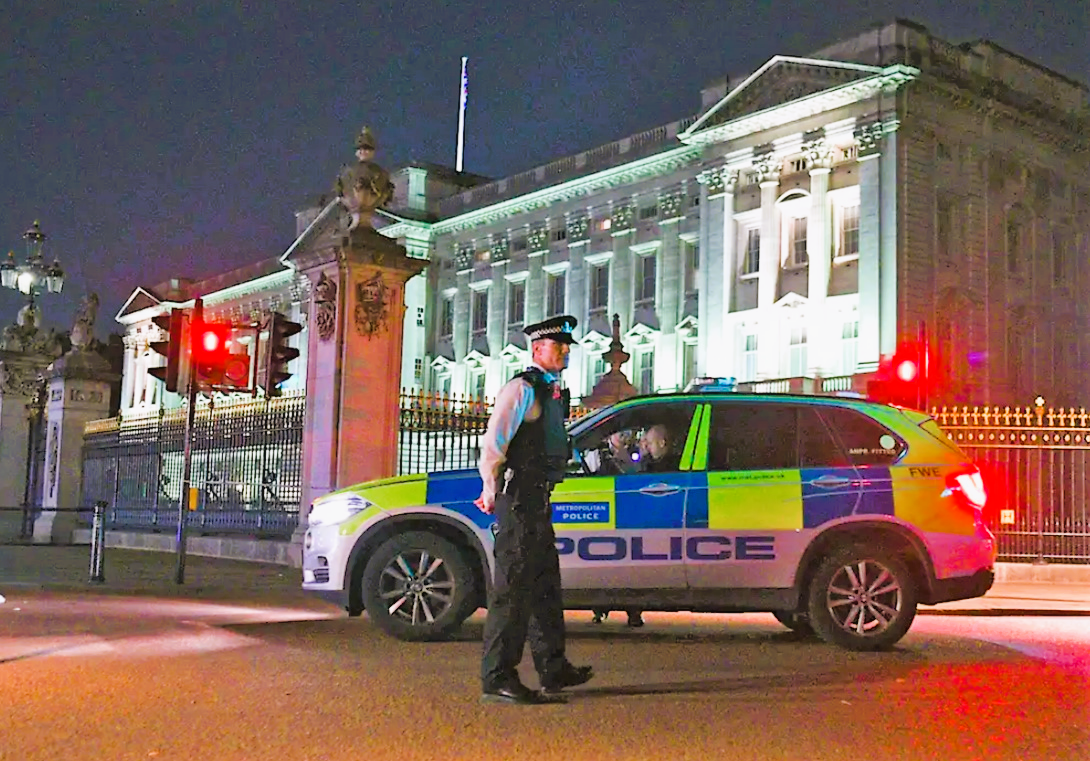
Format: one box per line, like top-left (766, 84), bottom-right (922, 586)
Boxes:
top-left (771, 610), bottom-right (815, 636)
top-left (360, 531), bottom-right (477, 642)
top-left (806, 545), bottom-right (917, 651)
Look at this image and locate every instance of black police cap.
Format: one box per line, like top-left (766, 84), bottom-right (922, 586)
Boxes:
top-left (525, 315), bottom-right (579, 344)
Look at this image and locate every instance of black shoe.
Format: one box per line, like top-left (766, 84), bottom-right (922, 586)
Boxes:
top-left (481, 683), bottom-right (566, 705)
top-left (626, 611), bottom-right (644, 628)
top-left (540, 663), bottom-right (594, 694)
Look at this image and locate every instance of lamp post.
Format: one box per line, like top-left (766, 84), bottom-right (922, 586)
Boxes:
top-left (1, 221), bottom-right (65, 307)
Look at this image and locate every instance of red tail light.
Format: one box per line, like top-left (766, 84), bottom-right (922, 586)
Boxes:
top-left (944, 466), bottom-right (986, 510)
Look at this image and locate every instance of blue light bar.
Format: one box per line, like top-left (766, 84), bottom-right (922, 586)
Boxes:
top-left (684, 376), bottom-right (737, 393)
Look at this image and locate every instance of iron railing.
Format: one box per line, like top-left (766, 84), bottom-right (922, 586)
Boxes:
top-left (80, 392), bottom-right (305, 536)
top-left (932, 402), bottom-right (1090, 564)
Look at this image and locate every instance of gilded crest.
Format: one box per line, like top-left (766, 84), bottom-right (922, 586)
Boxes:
top-left (354, 272), bottom-right (389, 338)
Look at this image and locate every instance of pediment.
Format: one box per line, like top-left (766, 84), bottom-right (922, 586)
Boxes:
top-left (775, 292), bottom-right (808, 309)
top-left (686, 56), bottom-right (885, 136)
top-left (115, 288), bottom-right (162, 321)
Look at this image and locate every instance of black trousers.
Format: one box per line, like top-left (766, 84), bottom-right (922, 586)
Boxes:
top-left (480, 481), bottom-right (567, 689)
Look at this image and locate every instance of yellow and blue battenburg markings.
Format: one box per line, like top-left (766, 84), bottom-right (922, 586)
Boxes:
top-left (346, 399), bottom-right (974, 542)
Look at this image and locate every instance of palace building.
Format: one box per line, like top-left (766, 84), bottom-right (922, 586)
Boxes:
top-left (117, 19), bottom-right (1090, 413)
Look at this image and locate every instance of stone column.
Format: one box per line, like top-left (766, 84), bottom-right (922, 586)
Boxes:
top-left (756, 155), bottom-right (782, 379)
top-left (120, 335), bottom-right (137, 412)
top-left (658, 196), bottom-right (682, 390)
top-left (566, 238), bottom-right (589, 397)
top-left (525, 251), bottom-right (545, 326)
top-left (32, 350), bottom-right (115, 544)
top-left (486, 261), bottom-right (506, 398)
top-left (856, 122), bottom-right (885, 372)
top-left (806, 139), bottom-right (834, 376)
top-left (717, 170), bottom-right (739, 377)
top-left (452, 269), bottom-right (471, 392)
top-left (609, 205), bottom-right (634, 327)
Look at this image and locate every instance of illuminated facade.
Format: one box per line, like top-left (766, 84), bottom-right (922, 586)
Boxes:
top-left (118, 20), bottom-right (1090, 411)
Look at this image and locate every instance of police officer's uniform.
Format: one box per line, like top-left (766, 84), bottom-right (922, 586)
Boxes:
top-left (478, 315), bottom-right (593, 705)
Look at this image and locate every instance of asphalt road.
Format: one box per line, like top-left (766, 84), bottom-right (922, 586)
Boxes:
top-left (1, 592), bottom-right (1087, 761)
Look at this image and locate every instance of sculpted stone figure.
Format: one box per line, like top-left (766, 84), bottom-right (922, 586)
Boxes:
top-left (70, 292), bottom-right (99, 349)
top-left (336, 126), bottom-right (394, 231)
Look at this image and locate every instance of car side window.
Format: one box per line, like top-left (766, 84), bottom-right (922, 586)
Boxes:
top-left (707, 403), bottom-right (798, 471)
top-left (798, 407), bottom-right (851, 467)
top-left (575, 403), bottom-right (696, 475)
top-left (819, 407), bottom-right (905, 466)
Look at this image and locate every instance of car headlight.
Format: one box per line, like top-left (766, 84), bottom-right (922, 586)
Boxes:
top-left (308, 494), bottom-right (373, 527)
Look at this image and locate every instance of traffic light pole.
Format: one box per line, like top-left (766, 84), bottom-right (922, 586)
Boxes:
top-left (175, 297), bottom-right (203, 584)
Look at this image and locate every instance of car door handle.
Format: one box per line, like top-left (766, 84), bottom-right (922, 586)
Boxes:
top-left (639, 483), bottom-right (680, 497)
top-left (810, 475), bottom-right (853, 489)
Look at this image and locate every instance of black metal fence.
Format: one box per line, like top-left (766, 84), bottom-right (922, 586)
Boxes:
top-left (80, 392), bottom-right (305, 536)
top-left (77, 390), bottom-right (1090, 563)
top-left (932, 404), bottom-right (1090, 564)
top-left (397, 391), bottom-right (490, 475)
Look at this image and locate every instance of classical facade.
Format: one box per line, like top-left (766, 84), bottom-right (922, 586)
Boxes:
top-left (117, 19), bottom-right (1090, 413)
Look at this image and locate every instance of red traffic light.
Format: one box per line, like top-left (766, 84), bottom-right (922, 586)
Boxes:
top-left (894, 358), bottom-right (919, 382)
top-left (195, 323), bottom-right (230, 357)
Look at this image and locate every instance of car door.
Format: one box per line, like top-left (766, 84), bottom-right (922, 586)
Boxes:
top-left (555, 401), bottom-right (699, 591)
top-left (685, 401), bottom-right (860, 589)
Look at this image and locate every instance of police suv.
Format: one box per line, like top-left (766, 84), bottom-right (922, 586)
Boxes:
top-left (302, 382), bottom-right (995, 651)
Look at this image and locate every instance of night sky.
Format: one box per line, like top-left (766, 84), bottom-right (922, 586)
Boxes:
top-left (2, 0), bottom-right (1086, 338)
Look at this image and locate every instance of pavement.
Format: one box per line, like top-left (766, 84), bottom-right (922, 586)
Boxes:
top-left (1, 543), bottom-right (1089, 615)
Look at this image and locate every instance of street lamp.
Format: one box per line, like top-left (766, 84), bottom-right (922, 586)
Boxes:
top-left (1, 221), bottom-right (65, 300)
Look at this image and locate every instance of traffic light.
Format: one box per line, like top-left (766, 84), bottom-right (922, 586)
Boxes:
top-left (265, 312), bottom-right (302, 397)
top-left (192, 321), bottom-right (231, 388)
top-left (148, 309), bottom-right (186, 393)
top-left (222, 351), bottom-right (251, 391)
top-left (868, 342), bottom-right (929, 410)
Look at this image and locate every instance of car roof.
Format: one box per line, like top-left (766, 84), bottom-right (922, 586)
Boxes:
top-left (571, 391), bottom-right (911, 432)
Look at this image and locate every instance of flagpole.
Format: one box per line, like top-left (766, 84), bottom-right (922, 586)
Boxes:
top-left (456, 56), bottom-right (468, 172)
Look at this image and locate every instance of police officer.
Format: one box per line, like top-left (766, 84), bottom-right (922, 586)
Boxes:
top-left (475, 315), bottom-right (594, 705)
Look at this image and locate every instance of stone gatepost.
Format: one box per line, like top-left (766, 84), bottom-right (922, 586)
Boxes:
top-left (0, 305), bottom-right (63, 540)
top-left (32, 348), bottom-right (114, 544)
top-left (285, 128), bottom-right (427, 558)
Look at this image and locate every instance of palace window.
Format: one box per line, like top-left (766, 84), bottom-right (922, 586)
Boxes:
top-left (683, 239), bottom-right (700, 294)
top-left (635, 253), bottom-right (656, 308)
top-left (472, 369), bottom-right (487, 400)
top-left (638, 204), bottom-right (658, 221)
top-left (438, 297), bottom-right (454, 339)
top-left (681, 341), bottom-right (698, 387)
top-left (471, 289), bottom-right (488, 335)
top-left (935, 196), bottom-right (954, 263)
top-left (839, 203), bottom-right (860, 259)
top-left (788, 324), bottom-right (808, 377)
top-left (741, 228), bottom-right (760, 276)
top-left (787, 216), bottom-right (808, 267)
top-left (841, 320), bottom-right (858, 375)
top-left (1006, 214), bottom-right (1022, 274)
top-left (743, 333), bottom-right (758, 381)
top-left (589, 263), bottom-right (609, 317)
top-left (635, 348), bottom-right (655, 394)
top-left (507, 281), bottom-right (525, 330)
top-left (546, 271), bottom-right (566, 316)
top-left (1053, 228), bottom-right (1071, 285)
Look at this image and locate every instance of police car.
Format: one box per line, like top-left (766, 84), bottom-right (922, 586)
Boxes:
top-left (302, 382), bottom-right (995, 651)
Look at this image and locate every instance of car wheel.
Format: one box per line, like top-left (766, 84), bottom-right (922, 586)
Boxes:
top-left (806, 545), bottom-right (917, 651)
top-left (771, 610), bottom-right (815, 636)
top-left (360, 531), bottom-right (477, 642)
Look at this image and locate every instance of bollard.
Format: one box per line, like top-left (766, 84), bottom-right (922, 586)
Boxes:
top-left (89, 500), bottom-right (107, 584)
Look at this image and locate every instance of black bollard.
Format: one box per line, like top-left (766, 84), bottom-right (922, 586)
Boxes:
top-left (89, 500), bottom-right (106, 583)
